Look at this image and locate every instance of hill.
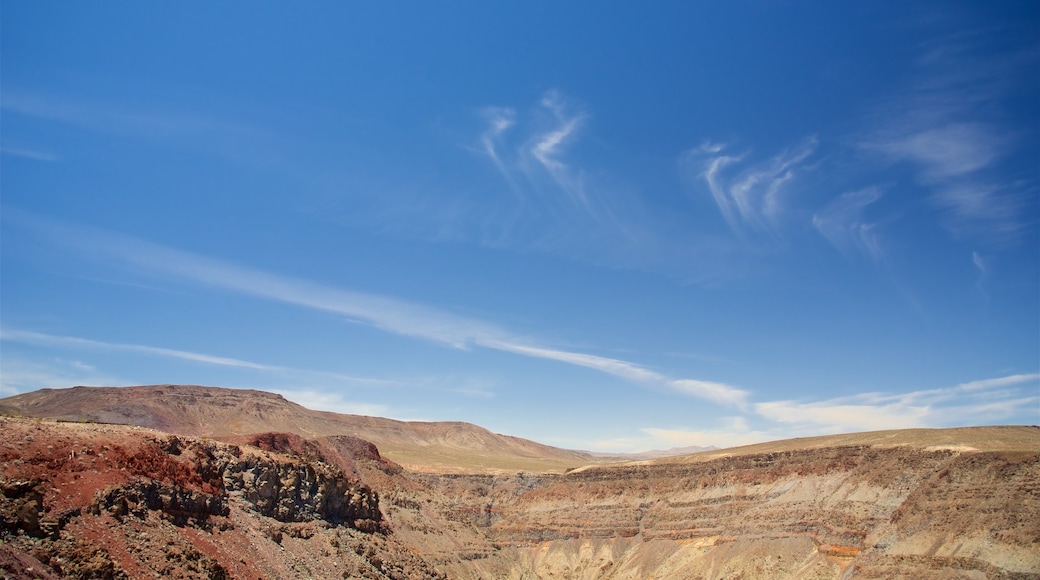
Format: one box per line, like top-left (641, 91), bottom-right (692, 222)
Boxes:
top-left (0, 384), bottom-right (598, 473)
top-left (2, 385), bottom-right (1038, 578)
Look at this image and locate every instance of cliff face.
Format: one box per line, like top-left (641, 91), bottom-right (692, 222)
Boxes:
top-left (2, 415), bottom-right (1038, 579)
top-left (0, 418), bottom-right (440, 579)
top-left (467, 447), bottom-right (1040, 578)
top-left (358, 436), bottom-right (1040, 579)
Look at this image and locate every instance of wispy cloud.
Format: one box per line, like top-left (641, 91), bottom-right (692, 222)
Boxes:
top-left (755, 373), bottom-right (1039, 432)
top-left (0, 328), bottom-right (392, 387)
top-left (970, 250), bottom-right (991, 302)
top-left (755, 399), bottom-right (931, 432)
top-left (8, 211), bottom-right (749, 408)
top-left (487, 342), bottom-right (749, 406)
top-left (812, 187), bottom-right (886, 261)
top-left (623, 370), bottom-right (1038, 450)
top-left (528, 90), bottom-right (589, 207)
top-left (2, 90), bottom-right (248, 143)
top-left (868, 122), bottom-right (1006, 181)
top-left (862, 120), bottom-right (1027, 244)
top-left (669, 379), bottom-right (749, 410)
top-left (476, 90), bottom-right (591, 210)
top-left (327, 90), bottom-right (676, 274)
top-left (560, 417), bottom-right (767, 452)
top-left (483, 340), bottom-right (665, 384)
top-left (479, 106), bottom-right (517, 187)
top-left (971, 250), bottom-right (986, 276)
top-left (322, 90), bottom-right (743, 283)
top-left (931, 181), bottom-right (1030, 242)
top-left (956, 373), bottom-right (1038, 391)
top-left (681, 137), bottom-right (818, 234)
top-left (693, 142), bottom-right (744, 229)
top-left (268, 389), bottom-right (390, 418)
top-left (1, 146), bottom-right (59, 162)
top-left (1, 89), bottom-right (273, 167)
top-left (1, 328), bottom-right (280, 371)
top-left (640, 425), bottom-right (769, 450)
top-left (857, 30), bottom-right (1035, 245)
top-left (0, 355), bottom-right (124, 396)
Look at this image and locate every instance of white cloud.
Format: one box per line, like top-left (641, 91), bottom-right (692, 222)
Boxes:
top-left (956, 373), bottom-right (1039, 392)
top-left (8, 211), bottom-right (749, 408)
top-left (971, 251), bottom-right (986, 275)
top-left (528, 91), bottom-right (589, 207)
top-left (931, 182), bottom-right (1027, 242)
top-left (0, 328), bottom-right (394, 388)
top-left (477, 90), bottom-right (593, 211)
top-left (669, 379), bottom-right (749, 409)
top-left (1, 146), bottom-right (59, 162)
top-left (270, 389), bottom-right (390, 418)
top-left (0, 356), bottom-right (125, 396)
top-left (1, 89), bottom-right (273, 168)
top-left (683, 137), bottom-right (817, 234)
top-left (755, 400), bottom-right (931, 431)
top-left (755, 373), bottom-right (1040, 432)
top-left (699, 152), bottom-right (745, 229)
top-left (479, 106), bottom-right (517, 182)
top-left (934, 397), bottom-right (1040, 425)
top-left (871, 122), bottom-right (1004, 180)
top-left (640, 426), bottom-right (769, 450)
top-left (484, 343), bottom-right (749, 408)
top-left (483, 340), bottom-right (665, 384)
top-left (567, 417), bottom-right (768, 453)
top-left (812, 186), bottom-right (885, 261)
top-left (1, 328), bottom-right (282, 371)
top-left (531, 116), bottom-right (579, 174)
top-left (10, 211), bottom-right (503, 350)
top-left (855, 31), bottom-right (1033, 246)
top-left (466, 95), bottom-right (751, 282)
top-left (861, 120), bottom-right (1025, 245)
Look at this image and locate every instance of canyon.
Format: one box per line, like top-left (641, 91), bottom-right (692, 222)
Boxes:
top-left (1, 385), bottom-right (1038, 579)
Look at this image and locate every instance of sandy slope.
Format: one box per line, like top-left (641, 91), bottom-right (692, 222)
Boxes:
top-left (0, 385), bottom-right (597, 473)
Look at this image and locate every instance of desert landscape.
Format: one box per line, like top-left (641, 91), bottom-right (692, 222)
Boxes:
top-left (5, 2), bottom-right (1038, 579)
top-left (1, 385), bottom-right (1037, 579)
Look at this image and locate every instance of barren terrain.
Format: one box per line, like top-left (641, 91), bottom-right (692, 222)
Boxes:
top-left (0, 385), bottom-right (600, 473)
top-left (2, 385), bottom-right (1038, 579)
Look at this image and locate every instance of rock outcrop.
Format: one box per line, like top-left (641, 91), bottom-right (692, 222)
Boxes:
top-left (0, 385), bottom-right (599, 472)
top-left (363, 437), bottom-right (1040, 578)
top-left (0, 417), bottom-right (441, 579)
top-left (2, 401), bottom-right (1038, 579)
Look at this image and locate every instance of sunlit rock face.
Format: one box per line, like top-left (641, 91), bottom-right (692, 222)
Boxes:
top-left (1, 386), bottom-right (1038, 579)
top-left (384, 442), bottom-right (1039, 579)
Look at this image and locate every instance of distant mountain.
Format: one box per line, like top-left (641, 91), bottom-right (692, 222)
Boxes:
top-left (586, 443), bottom-right (717, 461)
top-left (0, 384), bottom-right (600, 473)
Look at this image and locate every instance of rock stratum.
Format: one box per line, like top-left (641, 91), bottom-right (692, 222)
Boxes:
top-left (1, 385), bottom-right (1038, 579)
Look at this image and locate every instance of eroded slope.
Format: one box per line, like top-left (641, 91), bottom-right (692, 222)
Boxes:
top-left (2, 402), bottom-right (1037, 579)
top-left (367, 429), bottom-right (1040, 578)
top-left (0, 417), bottom-right (442, 579)
top-left (0, 385), bottom-right (596, 473)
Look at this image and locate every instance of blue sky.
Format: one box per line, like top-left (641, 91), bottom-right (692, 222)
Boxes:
top-left (2, 1), bottom-right (1038, 451)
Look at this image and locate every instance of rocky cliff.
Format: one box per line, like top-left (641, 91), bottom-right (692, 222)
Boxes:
top-left (357, 436), bottom-right (1038, 579)
top-left (0, 417), bottom-right (439, 579)
top-left (2, 407), bottom-right (1038, 578)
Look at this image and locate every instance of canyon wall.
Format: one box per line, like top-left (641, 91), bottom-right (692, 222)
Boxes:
top-left (363, 436), bottom-right (1040, 578)
top-left (2, 416), bottom-right (1037, 579)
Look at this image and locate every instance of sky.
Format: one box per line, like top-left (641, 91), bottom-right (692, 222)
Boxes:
top-left (1, 1), bottom-right (1038, 452)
